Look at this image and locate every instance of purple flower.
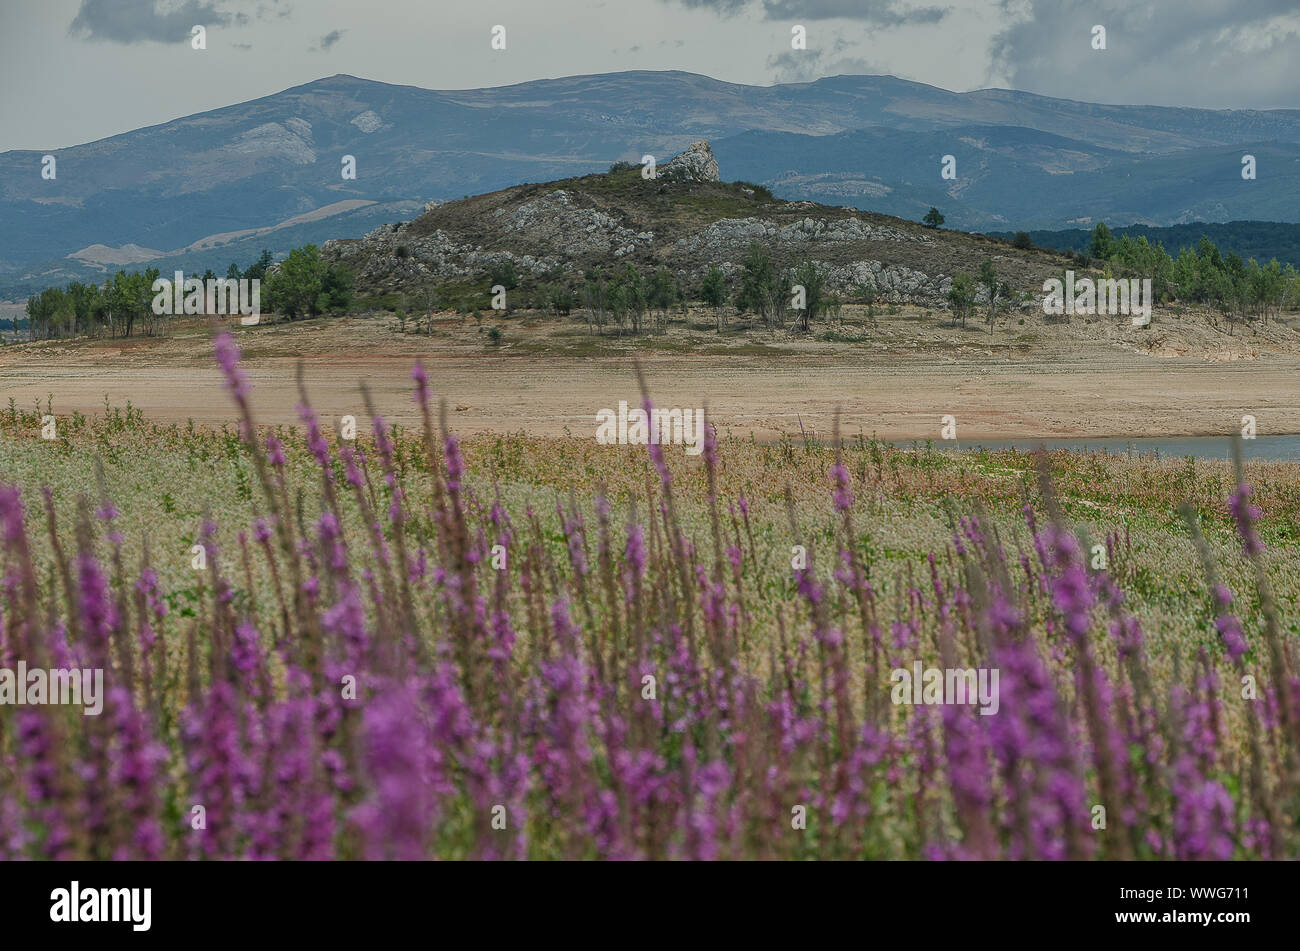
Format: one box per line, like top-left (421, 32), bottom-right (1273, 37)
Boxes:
top-left (1228, 483), bottom-right (1264, 557)
top-left (213, 332), bottom-right (250, 401)
top-left (830, 462), bottom-right (852, 513)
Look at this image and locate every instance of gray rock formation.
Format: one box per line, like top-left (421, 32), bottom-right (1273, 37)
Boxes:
top-left (660, 141), bottom-right (720, 183)
top-left (494, 190), bottom-right (653, 257)
top-left (670, 215), bottom-right (933, 259)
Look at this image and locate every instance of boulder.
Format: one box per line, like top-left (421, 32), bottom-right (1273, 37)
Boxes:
top-left (660, 140), bottom-right (720, 183)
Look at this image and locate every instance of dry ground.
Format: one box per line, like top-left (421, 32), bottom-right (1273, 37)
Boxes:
top-left (2, 303), bottom-right (1299, 441)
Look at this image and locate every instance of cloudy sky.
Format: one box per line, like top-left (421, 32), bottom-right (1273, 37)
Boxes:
top-left (2, 0), bottom-right (1298, 150)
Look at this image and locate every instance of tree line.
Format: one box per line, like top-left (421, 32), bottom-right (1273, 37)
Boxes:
top-left (1086, 223), bottom-right (1299, 322)
top-left (19, 246), bottom-right (353, 341)
top-left (494, 243), bottom-right (843, 336)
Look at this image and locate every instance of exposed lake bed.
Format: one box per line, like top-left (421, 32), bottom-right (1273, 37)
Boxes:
top-left (3, 311), bottom-right (1299, 451)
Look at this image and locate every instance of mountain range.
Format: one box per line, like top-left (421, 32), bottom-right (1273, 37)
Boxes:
top-left (3, 70), bottom-right (1299, 296)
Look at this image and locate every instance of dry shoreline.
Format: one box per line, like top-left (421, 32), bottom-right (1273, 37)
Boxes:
top-left (3, 349), bottom-right (1299, 442)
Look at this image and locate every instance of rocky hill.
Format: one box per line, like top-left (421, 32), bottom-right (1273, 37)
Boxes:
top-left (323, 141), bottom-right (1067, 308)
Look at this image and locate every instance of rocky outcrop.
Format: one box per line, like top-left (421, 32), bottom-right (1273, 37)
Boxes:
top-left (825, 260), bottom-right (951, 303)
top-left (671, 215), bottom-right (933, 259)
top-left (660, 140), bottom-right (720, 183)
top-left (494, 190), bottom-right (653, 257)
top-left (324, 223), bottom-right (564, 289)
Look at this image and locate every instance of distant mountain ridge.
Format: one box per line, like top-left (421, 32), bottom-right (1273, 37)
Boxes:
top-left (3, 70), bottom-right (1299, 295)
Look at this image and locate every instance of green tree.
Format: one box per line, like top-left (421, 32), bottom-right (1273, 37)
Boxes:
top-left (489, 259), bottom-right (518, 291)
top-left (549, 283), bottom-right (575, 317)
top-left (922, 207), bottom-right (945, 229)
top-left (648, 266), bottom-right (676, 332)
top-left (947, 272), bottom-right (975, 328)
top-left (978, 259), bottom-right (999, 330)
top-left (266, 245), bottom-right (329, 319)
top-left (316, 262), bottom-right (354, 315)
top-left (701, 264), bottom-right (727, 330)
top-left (1089, 222), bottom-right (1116, 261)
top-left (792, 259), bottom-right (825, 333)
top-left (25, 287), bottom-right (63, 340)
top-left (610, 263), bottom-right (645, 334)
top-left (66, 281), bottom-right (106, 337)
top-left (136, 268), bottom-right (161, 336)
top-left (583, 267), bottom-right (608, 334)
top-left (737, 241), bottom-right (775, 326)
top-left (244, 250), bottom-right (273, 283)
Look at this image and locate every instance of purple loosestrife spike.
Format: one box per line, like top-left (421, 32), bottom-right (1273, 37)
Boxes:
top-left (135, 566), bottom-right (167, 620)
top-left (16, 709), bottom-right (74, 859)
top-left (181, 682), bottom-right (245, 859)
top-left (213, 332), bottom-right (250, 401)
top-left (297, 403), bottom-right (332, 472)
top-left (341, 445), bottom-right (365, 490)
top-left (988, 634), bottom-right (1090, 860)
top-left (1098, 574), bottom-right (1144, 660)
top-left (560, 509), bottom-right (588, 577)
top-left (1228, 483), bottom-right (1264, 557)
top-left (1040, 524), bottom-right (1094, 646)
top-left (0, 486), bottom-right (29, 563)
top-left (77, 549), bottom-right (118, 668)
top-left (323, 584), bottom-right (369, 669)
top-left (1210, 583), bottom-right (1248, 662)
top-left (108, 687), bottom-right (166, 860)
top-left (1171, 751), bottom-right (1235, 860)
top-left (265, 432), bottom-right (286, 468)
top-left (830, 461), bottom-right (852, 513)
top-left (412, 361), bottom-right (430, 406)
top-left (794, 566), bottom-right (823, 608)
top-left (702, 419), bottom-right (718, 468)
top-left (443, 434), bottom-right (464, 493)
top-left (624, 524), bottom-right (646, 584)
top-left (642, 397), bottom-right (672, 487)
top-left (352, 681), bottom-right (436, 860)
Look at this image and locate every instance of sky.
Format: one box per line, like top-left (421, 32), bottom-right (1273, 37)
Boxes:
top-left (1, 0), bottom-right (1298, 151)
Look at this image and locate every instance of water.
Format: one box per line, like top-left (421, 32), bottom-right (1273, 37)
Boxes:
top-left (891, 435), bottom-right (1300, 462)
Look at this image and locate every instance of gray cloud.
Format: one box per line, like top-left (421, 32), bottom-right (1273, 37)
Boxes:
top-left (768, 47), bottom-right (883, 83)
top-left (68, 0), bottom-right (281, 44)
top-left (665, 0), bottom-right (947, 25)
top-left (990, 0), bottom-right (1300, 109)
top-left (672, 0), bottom-right (749, 12)
top-left (761, 1), bottom-right (946, 26)
top-left (315, 29), bottom-right (346, 52)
